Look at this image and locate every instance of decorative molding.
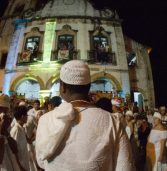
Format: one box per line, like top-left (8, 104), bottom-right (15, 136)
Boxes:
top-left (91, 72), bottom-right (122, 91)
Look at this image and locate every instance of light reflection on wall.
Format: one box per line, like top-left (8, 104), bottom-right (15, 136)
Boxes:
top-left (3, 20), bottom-right (26, 95)
top-left (43, 21), bottom-right (56, 63)
top-left (16, 80), bottom-right (40, 100)
top-left (3, 73), bottom-right (14, 95)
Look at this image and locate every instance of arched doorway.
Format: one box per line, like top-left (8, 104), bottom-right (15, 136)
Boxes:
top-left (91, 72), bottom-right (122, 91)
top-left (50, 80), bottom-right (60, 97)
top-left (90, 77), bottom-right (114, 92)
top-left (15, 79), bottom-right (40, 100)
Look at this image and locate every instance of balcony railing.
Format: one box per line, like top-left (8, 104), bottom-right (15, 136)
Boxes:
top-left (87, 50), bottom-right (117, 65)
top-left (16, 49), bottom-right (80, 65)
top-left (17, 51), bottom-right (43, 65)
top-left (51, 50), bottom-right (80, 61)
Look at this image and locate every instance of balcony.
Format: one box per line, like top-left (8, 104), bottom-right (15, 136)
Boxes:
top-left (17, 51), bottom-right (43, 65)
top-left (87, 50), bottom-right (117, 65)
top-left (51, 50), bottom-right (80, 62)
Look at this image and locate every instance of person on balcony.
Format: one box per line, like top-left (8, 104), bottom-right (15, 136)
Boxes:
top-left (58, 43), bottom-right (69, 60)
top-left (30, 41), bottom-right (39, 62)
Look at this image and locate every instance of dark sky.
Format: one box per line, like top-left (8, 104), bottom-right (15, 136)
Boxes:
top-left (91, 0), bottom-right (167, 107)
top-left (0, 0), bottom-right (167, 106)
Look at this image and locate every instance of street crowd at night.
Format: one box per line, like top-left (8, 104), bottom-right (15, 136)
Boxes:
top-left (0, 0), bottom-right (167, 170)
top-left (0, 60), bottom-right (167, 171)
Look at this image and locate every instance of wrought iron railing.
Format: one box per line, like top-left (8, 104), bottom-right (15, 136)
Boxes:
top-left (87, 50), bottom-right (117, 65)
top-left (17, 51), bottom-right (43, 65)
top-left (51, 50), bottom-right (80, 61)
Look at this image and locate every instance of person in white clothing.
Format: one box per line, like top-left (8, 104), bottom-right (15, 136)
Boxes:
top-left (0, 94), bottom-right (22, 171)
top-left (125, 110), bottom-right (134, 139)
top-left (146, 109), bottom-right (153, 127)
top-left (36, 60), bottom-right (135, 171)
top-left (111, 98), bottom-right (126, 128)
top-left (10, 106), bottom-right (30, 171)
top-left (146, 112), bottom-right (167, 171)
top-left (28, 100), bottom-right (40, 117)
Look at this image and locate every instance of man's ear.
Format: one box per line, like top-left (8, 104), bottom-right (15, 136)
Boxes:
top-left (60, 81), bottom-right (66, 93)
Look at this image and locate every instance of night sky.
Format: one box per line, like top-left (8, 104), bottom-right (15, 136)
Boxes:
top-left (91, 0), bottom-right (167, 106)
top-left (0, 0), bottom-right (167, 106)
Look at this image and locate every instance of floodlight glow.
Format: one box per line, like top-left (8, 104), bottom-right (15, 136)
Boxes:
top-left (43, 21), bottom-right (56, 63)
top-left (2, 73), bottom-right (14, 95)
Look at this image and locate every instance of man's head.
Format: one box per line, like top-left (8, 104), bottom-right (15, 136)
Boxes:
top-left (49, 96), bottom-right (62, 108)
top-left (59, 60), bottom-right (91, 102)
top-left (14, 106), bottom-right (28, 125)
top-left (0, 94), bottom-right (10, 114)
top-left (159, 106), bottom-right (166, 116)
top-left (125, 110), bottom-right (134, 122)
top-left (96, 97), bottom-right (112, 113)
top-left (111, 99), bottom-right (121, 113)
top-left (153, 112), bottom-right (162, 126)
top-left (33, 100), bottom-right (40, 110)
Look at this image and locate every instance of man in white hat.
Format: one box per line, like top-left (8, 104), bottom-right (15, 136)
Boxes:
top-left (36, 60), bottom-right (134, 171)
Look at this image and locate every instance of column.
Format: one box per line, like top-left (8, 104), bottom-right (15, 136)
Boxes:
top-left (3, 19), bottom-right (27, 95)
top-left (43, 21), bottom-right (56, 63)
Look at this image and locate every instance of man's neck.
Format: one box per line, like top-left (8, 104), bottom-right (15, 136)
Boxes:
top-left (67, 94), bottom-right (89, 102)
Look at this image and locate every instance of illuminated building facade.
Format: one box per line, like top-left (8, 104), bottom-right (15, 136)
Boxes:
top-left (0, 0), bottom-right (155, 108)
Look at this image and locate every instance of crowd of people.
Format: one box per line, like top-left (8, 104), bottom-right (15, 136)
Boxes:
top-left (0, 60), bottom-right (167, 171)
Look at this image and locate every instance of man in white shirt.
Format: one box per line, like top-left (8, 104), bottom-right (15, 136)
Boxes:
top-left (0, 94), bottom-right (21, 171)
top-left (36, 60), bottom-right (135, 171)
top-left (28, 100), bottom-right (40, 117)
top-left (10, 106), bottom-right (30, 171)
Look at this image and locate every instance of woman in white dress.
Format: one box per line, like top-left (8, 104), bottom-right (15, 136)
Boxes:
top-left (146, 112), bottom-right (167, 171)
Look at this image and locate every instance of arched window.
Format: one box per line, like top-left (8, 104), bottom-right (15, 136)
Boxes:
top-left (56, 34), bottom-right (75, 60)
top-left (15, 79), bottom-right (40, 100)
top-left (53, 25), bottom-right (78, 61)
top-left (89, 27), bottom-right (116, 65)
top-left (91, 77), bottom-right (113, 92)
top-left (93, 35), bottom-right (108, 49)
top-left (21, 36), bottom-right (40, 62)
top-left (18, 27), bottom-right (43, 64)
top-left (58, 34), bottom-right (74, 50)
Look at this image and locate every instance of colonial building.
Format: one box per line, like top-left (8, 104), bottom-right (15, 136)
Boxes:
top-left (0, 0), bottom-right (155, 109)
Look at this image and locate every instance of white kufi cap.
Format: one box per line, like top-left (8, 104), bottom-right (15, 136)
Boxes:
top-left (60, 60), bottom-right (91, 85)
top-left (126, 110), bottom-right (133, 117)
top-left (19, 101), bottom-right (26, 106)
top-left (153, 112), bottom-right (162, 120)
